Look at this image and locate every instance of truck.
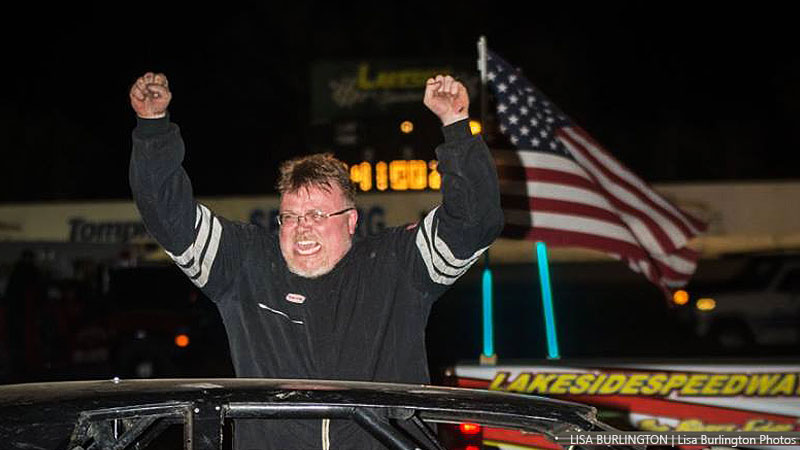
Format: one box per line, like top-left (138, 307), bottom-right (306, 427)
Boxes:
top-left (677, 252), bottom-right (800, 351)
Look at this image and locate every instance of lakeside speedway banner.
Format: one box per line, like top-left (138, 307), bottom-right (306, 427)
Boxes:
top-left (452, 362), bottom-right (800, 450)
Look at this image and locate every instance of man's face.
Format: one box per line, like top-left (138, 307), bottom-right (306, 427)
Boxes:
top-left (278, 184), bottom-right (358, 278)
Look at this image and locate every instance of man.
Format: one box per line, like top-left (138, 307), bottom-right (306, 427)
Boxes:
top-left (129, 72), bottom-right (503, 449)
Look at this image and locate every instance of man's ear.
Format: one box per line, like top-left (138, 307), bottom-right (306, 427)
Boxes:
top-left (348, 209), bottom-right (359, 235)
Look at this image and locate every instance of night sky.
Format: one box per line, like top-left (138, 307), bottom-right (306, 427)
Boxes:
top-left (2, 5), bottom-right (798, 202)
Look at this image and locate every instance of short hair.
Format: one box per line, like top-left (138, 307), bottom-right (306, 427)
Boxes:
top-left (277, 153), bottom-right (356, 205)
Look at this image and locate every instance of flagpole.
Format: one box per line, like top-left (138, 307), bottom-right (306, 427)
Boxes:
top-left (478, 36), bottom-right (489, 135)
top-left (477, 36), bottom-right (497, 366)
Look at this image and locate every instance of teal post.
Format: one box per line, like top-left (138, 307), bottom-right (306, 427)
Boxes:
top-left (481, 262), bottom-right (494, 358)
top-left (536, 242), bottom-right (560, 359)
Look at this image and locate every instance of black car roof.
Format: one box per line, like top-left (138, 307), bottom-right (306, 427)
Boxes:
top-left (0, 378), bottom-right (615, 450)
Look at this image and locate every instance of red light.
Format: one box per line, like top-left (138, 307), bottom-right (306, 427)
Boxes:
top-left (465, 446), bottom-right (480, 450)
top-left (459, 423), bottom-right (481, 435)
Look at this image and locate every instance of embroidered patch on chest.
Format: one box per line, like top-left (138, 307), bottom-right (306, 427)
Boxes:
top-left (285, 293), bottom-right (306, 304)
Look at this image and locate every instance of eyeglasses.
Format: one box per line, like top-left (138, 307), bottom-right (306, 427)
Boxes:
top-left (276, 207), bottom-right (355, 227)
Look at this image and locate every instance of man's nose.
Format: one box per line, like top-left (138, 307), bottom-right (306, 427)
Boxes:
top-left (296, 214), bottom-right (313, 228)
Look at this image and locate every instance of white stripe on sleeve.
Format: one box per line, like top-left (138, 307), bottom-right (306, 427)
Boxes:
top-left (165, 203), bottom-right (223, 288)
top-left (415, 206), bottom-right (487, 285)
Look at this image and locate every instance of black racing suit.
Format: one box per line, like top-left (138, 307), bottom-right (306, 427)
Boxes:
top-left (129, 117), bottom-right (503, 450)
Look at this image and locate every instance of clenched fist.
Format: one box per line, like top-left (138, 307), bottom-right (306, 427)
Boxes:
top-left (129, 72), bottom-right (172, 119)
top-left (423, 75), bottom-right (469, 126)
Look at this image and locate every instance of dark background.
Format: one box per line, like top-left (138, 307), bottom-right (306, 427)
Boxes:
top-left (2, 5), bottom-right (798, 202)
top-left (1, 4), bottom-right (798, 383)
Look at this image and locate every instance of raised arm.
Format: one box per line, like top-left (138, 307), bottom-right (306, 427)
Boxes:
top-left (128, 73), bottom-right (255, 301)
top-left (414, 75), bottom-right (504, 289)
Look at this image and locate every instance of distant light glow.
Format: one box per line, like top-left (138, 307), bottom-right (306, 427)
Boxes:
top-left (696, 298), bottom-right (716, 311)
top-left (469, 119), bottom-right (482, 135)
top-left (175, 334), bottom-right (190, 348)
top-left (460, 423), bottom-right (482, 435)
top-left (400, 120), bottom-right (414, 134)
top-left (673, 290), bottom-right (690, 305)
top-left (428, 161), bottom-right (441, 190)
top-left (389, 160), bottom-right (409, 190)
top-left (375, 162), bottom-right (388, 191)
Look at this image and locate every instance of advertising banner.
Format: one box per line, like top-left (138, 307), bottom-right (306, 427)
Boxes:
top-left (453, 362), bottom-right (800, 449)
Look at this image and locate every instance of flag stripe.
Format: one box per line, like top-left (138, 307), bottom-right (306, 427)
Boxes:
top-left (497, 166), bottom-right (599, 192)
top-left (504, 224), bottom-right (647, 258)
top-left (503, 223), bottom-right (694, 281)
top-left (570, 126), bottom-right (707, 233)
top-left (674, 245), bottom-right (700, 260)
top-left (501, 196), bottom-right (627, 228)
top-left (565, 127), bottom-right (706, 235)
top-left (559, 131), bottom-right (689, 254)
top-left (504, 210), bottom-right (639, 245)
top-left (500, 174), bottom-right (682, 262)
top-left (501, 181), bottom-right (618, 212)
top-left (498, 144), bottom-right (699, 264)
top-left (500, 176), bottom-right (699, 279)
top-left (561, 129), bottom-right (698, 249)
top-left (493, 149), bottom-right (591, 180)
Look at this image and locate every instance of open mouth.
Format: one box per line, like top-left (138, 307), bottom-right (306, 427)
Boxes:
top-left (294, 240), bottom-right (321, 256)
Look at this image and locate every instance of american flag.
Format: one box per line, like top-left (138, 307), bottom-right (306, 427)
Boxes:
top-left (486, 49), bottom-right (707, 293)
